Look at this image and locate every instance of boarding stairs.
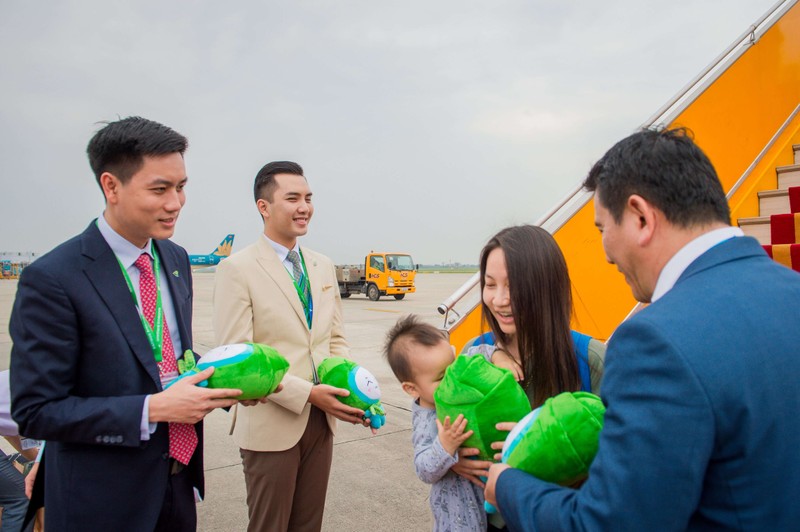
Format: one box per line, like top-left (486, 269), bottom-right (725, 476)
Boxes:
top-left (438, 0), bottom-right (800, 349)
top-left (738, 144), bottom-right (800, 272)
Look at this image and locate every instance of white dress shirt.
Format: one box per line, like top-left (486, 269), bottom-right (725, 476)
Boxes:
top-left (263, 234), bottom-right (306, 280)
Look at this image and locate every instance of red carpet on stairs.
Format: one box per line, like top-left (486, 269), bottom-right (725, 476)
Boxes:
top-left (789, 186), bottom-right (800, 213)
top-left (763, 244), bottom-right (800, 273)
top-left (770, 213), bottom-right (800, 244)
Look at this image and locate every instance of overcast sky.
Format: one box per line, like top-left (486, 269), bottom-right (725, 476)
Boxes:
top-left (0, 1), bottom-right (777, 264)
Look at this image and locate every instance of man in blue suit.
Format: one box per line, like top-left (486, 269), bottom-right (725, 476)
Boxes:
top-left (10, 117), bottom-right (241, 531)
top-left (485, 128), bottom-right (800, 530)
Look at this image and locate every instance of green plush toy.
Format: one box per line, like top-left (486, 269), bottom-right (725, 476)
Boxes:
top-left (434, 354), bottom-right (531, 460)
top-left (485, 391), bottom-right (605, 513)
top-left (317, 357), bottom-right (386, 429)
top-left (174, 343), bottom-right (289, 400)
top-left (504, 391), bottom-right (605, 482)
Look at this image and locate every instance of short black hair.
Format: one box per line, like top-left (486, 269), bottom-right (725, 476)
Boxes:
top-left (583, 127), bottom-right (730, 227)
top-left (87, 116), bottom-right (188, 187)
top-left (253, 161), bottom-right (304, 204)
top-left (384, 315), bottom-right (448, 382)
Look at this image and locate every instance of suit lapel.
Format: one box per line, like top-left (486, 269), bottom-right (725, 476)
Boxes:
top-left (80, 223), bottom-right (161, 388)
top-left (154, 240), bottom-right (192, 352)
top-left (255, 238), bottom-right (309, 330)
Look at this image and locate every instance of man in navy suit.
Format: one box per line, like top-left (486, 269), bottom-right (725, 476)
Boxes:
top-left (485, 128), bottom-right (800, 530)
top-left (10, 117), bottom-right (241, 531)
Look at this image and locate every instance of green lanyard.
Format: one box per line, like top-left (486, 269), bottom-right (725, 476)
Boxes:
top-left (117, 244), bottom-right (164, 362)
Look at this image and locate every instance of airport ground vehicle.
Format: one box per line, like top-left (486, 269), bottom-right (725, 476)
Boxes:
top-left (336, 252), bottom-right (417, 301)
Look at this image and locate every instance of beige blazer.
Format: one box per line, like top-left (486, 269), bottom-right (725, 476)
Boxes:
top-left (213, 238), bottom-right (349, 451)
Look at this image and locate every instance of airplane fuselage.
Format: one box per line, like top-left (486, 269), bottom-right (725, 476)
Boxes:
top-left (189, 254), bottom-right (223, 266)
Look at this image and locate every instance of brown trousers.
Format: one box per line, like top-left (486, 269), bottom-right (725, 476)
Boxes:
top-left (240, 406), bottom-right (333, 532)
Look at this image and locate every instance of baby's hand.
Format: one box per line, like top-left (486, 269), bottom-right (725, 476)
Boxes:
top-left (437, 414), bottom-right (473, 456)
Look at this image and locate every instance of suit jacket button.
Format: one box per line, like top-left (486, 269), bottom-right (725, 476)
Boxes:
top-left (102, 436), bottom-right (110, 443)
top-left (162, 452), bottom-right (169, 460)
top-left (95, 435), bottom-right (102, 443)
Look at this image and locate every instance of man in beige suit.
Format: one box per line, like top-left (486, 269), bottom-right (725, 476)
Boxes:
top-left (213, 161), bottom-right (368, 532)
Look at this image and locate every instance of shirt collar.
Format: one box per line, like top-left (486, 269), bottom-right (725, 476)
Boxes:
top-left (651, 226), bottom-right (744, 302)
top-left (262, 234), bottom-right (300, 262)
top-left (97, 213), bottom-right (151, 269)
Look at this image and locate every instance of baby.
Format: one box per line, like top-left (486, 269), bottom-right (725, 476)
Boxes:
top-left (384, 315), bottom-right (486, 531)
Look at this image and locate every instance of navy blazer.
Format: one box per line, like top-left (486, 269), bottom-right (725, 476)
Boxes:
top-left (496, 236), bottom-right (800, 530)
top-left (10, 222), bottom-right (203, 531)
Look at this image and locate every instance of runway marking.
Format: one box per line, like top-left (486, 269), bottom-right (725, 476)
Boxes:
top-left (366, 308), bottom-right (402, 313)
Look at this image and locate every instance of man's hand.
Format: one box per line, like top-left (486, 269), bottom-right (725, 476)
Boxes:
top-left (238, 383), bottom-right (284, 407)
top-left (490, 421), bottom-right (518, 460)
top-left (437, 414), bottom-right (473, 456)
top-left (149, 367), bottom-right (241, 424)
top-left (450, 447), bottom-right (493, 487)
top-left (485, 463), bottom-right (511, 508)
top-left (493, 349), bottom-right (523, 381)
top-left (308, 384), bottom-right (367, 425)
top-left (25, 461), bottom-right (39, 499)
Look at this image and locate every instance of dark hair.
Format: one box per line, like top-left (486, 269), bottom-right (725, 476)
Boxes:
top-left (384, 314), bottom-right (448, 382)
top-left (87, 116), bottom-right (188, 187)
top-left (583, 127), bottom-right (730, 227)
top-left (253, 161), bottom-right (304, 204)
top-left (479, 225), bottom-right (580, 407)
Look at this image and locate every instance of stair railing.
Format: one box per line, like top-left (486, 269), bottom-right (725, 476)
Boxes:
top-left (726, 103), bottom-right (800, 200)
top-left (437, 0), bottom-right (797, 331)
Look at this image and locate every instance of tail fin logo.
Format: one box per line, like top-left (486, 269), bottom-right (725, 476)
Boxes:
top-left (190, 234), bottom-right (235, 267)
top-left (214, 234), bottom-right (235, 257)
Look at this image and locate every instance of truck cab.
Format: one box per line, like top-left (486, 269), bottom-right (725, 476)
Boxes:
top-left (365, 252), bottom-right (416, 300)
top-left (336, 252), bottom-right (417, 301)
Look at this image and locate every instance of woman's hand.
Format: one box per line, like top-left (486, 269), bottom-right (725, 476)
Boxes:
top-left (493, 349), bottom-right (523, 381)
top-left (490, 421), bottom-right (518, 461)
top-left (451, 447), bottom-right (493, 487)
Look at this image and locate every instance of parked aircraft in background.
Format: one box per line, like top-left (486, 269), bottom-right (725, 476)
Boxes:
top-left (189, 234), bottom-right (234, 267)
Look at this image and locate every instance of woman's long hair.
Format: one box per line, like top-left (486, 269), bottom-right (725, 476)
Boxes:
top-left (479, 225), bottom-right (581, 407)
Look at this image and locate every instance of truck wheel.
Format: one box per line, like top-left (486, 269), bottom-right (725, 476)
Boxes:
top-left (393, 294), bottom-right (405, 300)
top-left (367, 284), bottom-right (381, 301)
top-left (340, 293), bottom-right (351, 299)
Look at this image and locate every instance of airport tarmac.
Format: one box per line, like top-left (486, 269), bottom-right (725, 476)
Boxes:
top-left (0, 271), bottom-right (476, 531)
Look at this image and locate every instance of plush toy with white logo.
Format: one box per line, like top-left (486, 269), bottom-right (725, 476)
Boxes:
top-left (317, 357), bottom-right (386, 429)
top-left (173, 343), bottom-right (289, 400)
top-left (486, 391), bottom-right (605, 513)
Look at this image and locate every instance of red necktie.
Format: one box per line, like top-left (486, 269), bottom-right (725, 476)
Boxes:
top-left (135, 253), bottom-right (198, 465)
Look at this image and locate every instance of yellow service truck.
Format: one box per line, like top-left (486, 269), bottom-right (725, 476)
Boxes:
top-left (336, 252), bottom-right (417, 301)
